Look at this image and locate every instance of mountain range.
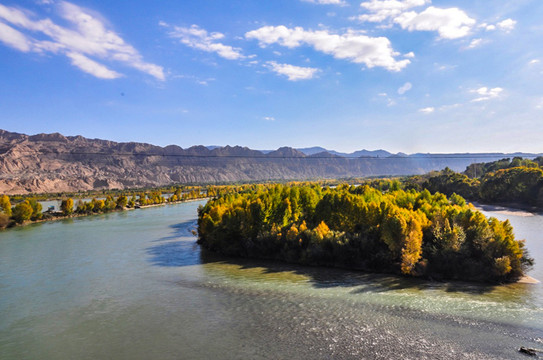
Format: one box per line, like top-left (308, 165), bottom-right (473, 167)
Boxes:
top-left (0, 129), bottom-right (539, 194)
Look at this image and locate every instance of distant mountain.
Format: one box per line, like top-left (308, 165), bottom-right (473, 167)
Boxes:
top-left (297, 147), bottom-right (392, 158)
top-left (296, 147), bottom-right (328, 156)
top-left (0, 129), bottom-right (540, 194)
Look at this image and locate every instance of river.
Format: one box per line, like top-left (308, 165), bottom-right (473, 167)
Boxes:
top-left (1, 200), bottom-right (542, 359)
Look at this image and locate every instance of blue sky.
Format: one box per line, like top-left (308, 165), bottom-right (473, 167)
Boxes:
top-left (0, 0), bottom-right (542, 153)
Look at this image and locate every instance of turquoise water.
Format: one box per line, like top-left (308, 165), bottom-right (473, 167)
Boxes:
top-left (1, 201), bottom-right (542, 359)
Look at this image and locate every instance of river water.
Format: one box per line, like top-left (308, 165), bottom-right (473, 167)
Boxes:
top-left (1, 200), bottom-right (542, 359)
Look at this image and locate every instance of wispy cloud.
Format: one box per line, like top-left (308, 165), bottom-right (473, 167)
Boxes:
top-left (356, 0), bottom-right (429, 23)
top-left (265, 61), bottom-right (320, 81)
top-left (467, 38), bottom-right (483, 49)
top-left (246, 26), bottom-right (410, 72)
top-left (0, 2), bottom-right (164, 80)
top-left (161, 22), bottom-right (244, 60)
top-left (470, 87), bottom-right (503, 102)
top-left (397, 82), bottom-right (412, 95)
top-left (0, 21), bottom-right (32, 52)
top-left (418, 107), bottom-right (434, 114)
top-left (66, 52), bottom-right (122, 79)
top-left (263, 116), bottom-right (276, 121)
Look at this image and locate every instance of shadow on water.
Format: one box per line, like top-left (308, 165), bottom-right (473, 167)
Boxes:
top-left (146, 220), bottom-right (201, 267)
top-left (198, 250), bottom-right (499, 295)
top-left (146, 220), bottom-right (499, 294)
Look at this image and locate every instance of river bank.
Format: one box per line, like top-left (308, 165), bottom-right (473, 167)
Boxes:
top-left (0, 197), bottom-right (210, 230)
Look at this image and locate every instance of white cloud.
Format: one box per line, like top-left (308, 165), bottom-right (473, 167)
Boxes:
top-left (66, 51), bottom-right (122, 79)
top-left (479, 19), bottom-right (515, 33)
top-left (0, 21), bottom-right (32, 52)
top-left (394, 6), bottom-right (476, 39)
top-left (357, 0), bottom-right (429, 23)
top-left (397, 82), bottom-right (412, 95)
top-left (404, 51), bottom-right (415, 58)
top-left (302, 0), bottom-right (346, 5)
top-left (419, 107), bottom-right (434, 113)
top-left (246, 25), bottom-right (410, 72)
top-left (529, 59), bottom-right (540, 65)
top-left (479, 23), bottom-right (496, 31)
top-left (497, 18), bottom-right (516, 32)
top-left (356, 2), bottom-right (476, 40)
top-left (470, 87), bottom-right (503, 102)
top-left (265, 61), bottom-right (320, 81)
top-left (163, 23), bottom-right (244, 60)
top-left (467, 38), bottom-right (483, 49)
top-left (263, 116), bottom-right (276, 121)
top-left (0, 2), bottom-right (164, 80)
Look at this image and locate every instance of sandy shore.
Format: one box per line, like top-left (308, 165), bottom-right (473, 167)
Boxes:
top-left (517, 275), bottom-right (540, 284)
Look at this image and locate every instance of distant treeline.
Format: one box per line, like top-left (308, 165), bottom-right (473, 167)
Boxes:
top-left (0, 185), bottom-right (243, 229)
top-left (198, 183), bottom-right (533, 283)
top-left (403, 156), bottom-right (543, 208)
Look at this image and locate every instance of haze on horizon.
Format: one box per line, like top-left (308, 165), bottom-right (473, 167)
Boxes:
top-left (0, 0), bottom-right (541, 154)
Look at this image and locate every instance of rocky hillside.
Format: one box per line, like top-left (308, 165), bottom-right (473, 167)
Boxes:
top-left (0, 129), bottom-right (538, 194)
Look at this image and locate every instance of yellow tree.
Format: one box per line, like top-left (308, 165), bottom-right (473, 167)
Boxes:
top-left (0, 195), bottom-right (11, 216)
top-left (61, 198), bottom-right (74, 216)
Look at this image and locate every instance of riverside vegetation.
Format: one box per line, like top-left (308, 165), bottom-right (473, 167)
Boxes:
top-left (406, 156), bottom-right (543, 208)
top-left (0, 185), bottom-right (238, 229)
top-left (197, 183), bottom-right (533, 283)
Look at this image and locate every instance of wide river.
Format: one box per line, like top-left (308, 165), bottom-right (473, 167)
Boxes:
top-left (1, 200), bottom-right (542, 359)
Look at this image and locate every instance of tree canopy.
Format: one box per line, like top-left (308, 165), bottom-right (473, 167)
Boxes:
top-left (198, 183), bottom-right (533, 283)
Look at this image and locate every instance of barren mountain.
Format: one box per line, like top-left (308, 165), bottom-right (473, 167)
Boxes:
top-left (0, 129), bottom-right (538, 194)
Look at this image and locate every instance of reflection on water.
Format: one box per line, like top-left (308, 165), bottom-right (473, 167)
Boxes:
top-left (1, 200), bottom-right (542, 359)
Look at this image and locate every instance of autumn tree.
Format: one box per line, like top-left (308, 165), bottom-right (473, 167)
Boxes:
top-left (116, 195), bottom-right (128, 209)
top-left (61, 198), bottom-right (74, 216)
top-left (0, 195), bottom-right (12, 216)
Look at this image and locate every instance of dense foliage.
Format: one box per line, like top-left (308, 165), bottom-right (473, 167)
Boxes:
top-left (198, 183), bottom-right (533, 283)
top-left (421, 158), bottom-right (543, 208)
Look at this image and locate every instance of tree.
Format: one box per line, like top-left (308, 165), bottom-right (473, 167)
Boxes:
top-left (0, 195), bottom-right (11, 216)
top-left (0, 213), bottom-right (9, 229)
top-left (61, 198), bottom-right (74, 216)
top-left (116, 195), bottom-right (128, 209)
top-left (12, 202), bottom-right (33, 223)
top-left (26, 199), bottom-right (42, 220)
top-left (128, 196), bottom-right (136, 208)
top-left (76, 200), bottom-right (86, 213)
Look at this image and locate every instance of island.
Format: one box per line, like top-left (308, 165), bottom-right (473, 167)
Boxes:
top-left (197, 183), bottom-right (533, 283)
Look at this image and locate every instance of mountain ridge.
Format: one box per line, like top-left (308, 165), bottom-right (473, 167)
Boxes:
top-left (0, 129), bottom-right (540, 194)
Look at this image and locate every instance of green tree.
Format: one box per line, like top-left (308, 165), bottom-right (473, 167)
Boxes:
top-left (12, 201), bottom-right (33, 223)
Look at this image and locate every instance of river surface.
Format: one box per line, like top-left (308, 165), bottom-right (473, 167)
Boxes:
top-left (1, 201), bottom-right (542, 359)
